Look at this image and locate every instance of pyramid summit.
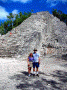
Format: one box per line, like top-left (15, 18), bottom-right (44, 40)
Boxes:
top-left (0, 11), bottom-right (67, 59)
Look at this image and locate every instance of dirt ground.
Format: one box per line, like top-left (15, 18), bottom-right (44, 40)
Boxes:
top-left (0, 56), bottom-right (67, 90)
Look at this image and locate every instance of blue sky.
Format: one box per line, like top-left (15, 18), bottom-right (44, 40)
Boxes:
top-left (0, 0), bottom-right (67, 22)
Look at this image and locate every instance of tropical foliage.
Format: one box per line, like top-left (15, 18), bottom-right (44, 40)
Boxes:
top-left (52, 9), bottom-right (67, 25)
top-left (0, 11), bottom-right (32, 35)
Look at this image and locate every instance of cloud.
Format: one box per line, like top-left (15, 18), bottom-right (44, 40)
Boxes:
top-left (46, 0), bottom-right (67, 7)
top-left (50, 3), bottom-right (57, 7)
top-left (1, 0), bottom-right (8, 2)
top-left (12, 9), bottom-right (18, 14)
top-left (46, 0), bottom-right (67, 3)
top-left (1, 0), bottom-right (32, 3)
top-left (0, 6), bottom-right (9, 20)
top-left (39, 0), bottom-right (67, 7)
top-left (12, 0), bottom-right (32, 3)
top-left (0, 6), bottom-right (19, 20)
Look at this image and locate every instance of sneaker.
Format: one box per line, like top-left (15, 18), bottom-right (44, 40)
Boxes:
top-left (28, 74), bottom-right (31, 77)
top-left (33, 74), bottom-right (35, 76)
top-left (36, 74), bottom-right (39, 77)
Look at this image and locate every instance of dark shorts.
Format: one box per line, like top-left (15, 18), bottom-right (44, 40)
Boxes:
top-left (33, 62), bottom-right (39, 68)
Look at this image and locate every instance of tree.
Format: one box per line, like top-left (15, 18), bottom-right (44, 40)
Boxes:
top-left (4, 21), bottom-right (8, 33)
top-left (31, 9), bottom-right (34, 13)
top-left (27, 12), bottom-right (31, 17)
top-left (0, 22), bottom-right (4, 35)
top-left (7, 13), bottom-right (14, 28)
top-left (15, 14), bottom-right (19, 19)
top-left (19, 12), bottom-right (23, 18)
top-left (52, 9), bottom-right (67, 25)
top-left (52, 9), bottom-right (57, 16)
top-left (0, 11), bottom-right (32, 35)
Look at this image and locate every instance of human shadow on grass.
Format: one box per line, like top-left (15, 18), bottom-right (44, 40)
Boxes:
top-left (9, 70), bottom-right (66, 90)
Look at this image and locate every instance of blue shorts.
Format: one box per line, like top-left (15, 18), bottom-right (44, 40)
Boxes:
top-left (33, 62), bottom-right (39, 68)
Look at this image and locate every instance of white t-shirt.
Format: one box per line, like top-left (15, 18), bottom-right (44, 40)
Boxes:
top-left (33, 52), bottom-right (40, 62)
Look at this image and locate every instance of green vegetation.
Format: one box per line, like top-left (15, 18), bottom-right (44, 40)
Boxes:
top-left (52, 9), bottom-right (67, 25)
top-left (0, 11), bottom-right (32, 35)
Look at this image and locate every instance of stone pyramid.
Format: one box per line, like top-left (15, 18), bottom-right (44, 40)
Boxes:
top-left (0, 11), bottom-right (67, 59)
